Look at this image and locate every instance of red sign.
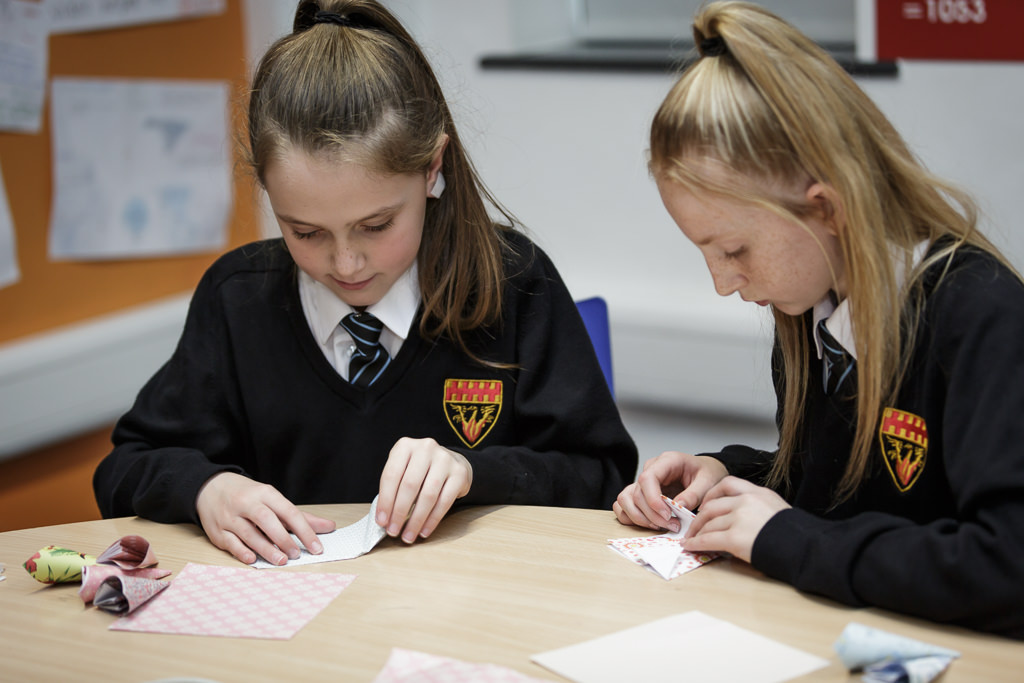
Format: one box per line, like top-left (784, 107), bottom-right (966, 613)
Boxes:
top-left (876, 0), bottom-right (1024, 61)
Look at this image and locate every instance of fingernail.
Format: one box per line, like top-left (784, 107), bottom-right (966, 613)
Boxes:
top-left (287, 548), bottom-right (300, 560)
top-left (311, 540), bottom-right (323, 554)
top-left (402, 532), bottom-right (415, 544)
top-left (275, 553), bottom-right (288, 565)
top-left (668, 519), bottom-right (681, 533)
top-left (388, 523), bottom-right (400, 536)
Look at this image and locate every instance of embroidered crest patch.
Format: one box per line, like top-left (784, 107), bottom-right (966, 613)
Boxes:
top-left (443, 379), bottom-right (503, 448)
top-left (878, 407), bottom-right (928, 492)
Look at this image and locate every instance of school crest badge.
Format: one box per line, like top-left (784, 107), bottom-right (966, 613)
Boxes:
top-left (878, 407), bottom-right (928, 492)
top-left (443, 379), bottom-right (503, 448)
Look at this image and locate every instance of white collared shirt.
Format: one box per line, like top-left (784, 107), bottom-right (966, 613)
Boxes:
top-left (812, 240), bottom-right (930, 361)
top-left (297, 264), bottom-right (420, 380)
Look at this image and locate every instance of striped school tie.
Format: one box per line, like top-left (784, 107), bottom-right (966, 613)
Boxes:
top-left (340, 311), bottom-right (391, 387)
top-left (817, 318), bottom-right (854, 395)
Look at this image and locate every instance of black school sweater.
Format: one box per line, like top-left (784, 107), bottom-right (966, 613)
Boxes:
top-left (94, 231), bottom-right (637, 524)
top-left (710, 245), bottom-right (1024, 639)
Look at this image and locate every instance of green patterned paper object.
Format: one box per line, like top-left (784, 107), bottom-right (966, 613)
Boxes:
top-left (23, 545), bottom-right (97, 584)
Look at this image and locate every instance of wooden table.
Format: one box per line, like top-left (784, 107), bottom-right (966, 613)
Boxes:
top-left (1, 504), bottom-right (1021, 681)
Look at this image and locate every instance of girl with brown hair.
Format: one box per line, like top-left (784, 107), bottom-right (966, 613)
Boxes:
top-left (95, 0), bottom-right (636, 567)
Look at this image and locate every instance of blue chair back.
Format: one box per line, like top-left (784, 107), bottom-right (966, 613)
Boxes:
top-left (575, 296), bottom-right (614, 397)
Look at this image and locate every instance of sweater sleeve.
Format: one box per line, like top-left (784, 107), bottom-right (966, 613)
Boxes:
top-left (751, 257), bottom-right (1024, 639)
top-left (93, 264), bottom-right (248, 524)
top-left (458, 238), bottom-right (638, 509)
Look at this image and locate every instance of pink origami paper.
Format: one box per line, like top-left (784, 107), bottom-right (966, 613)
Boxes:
top-left (110, 563), bottom-right (356, 639)
top-left (373, 648), bottom-right (550, 683)
top-left (95, 534), bottom-right (158, 569)
top-left (93, 574), bottom-right (170, 615)
top-left (608, 495), bottom-right (717, 579)
top-left (79, 564), bottom-right (172, 603)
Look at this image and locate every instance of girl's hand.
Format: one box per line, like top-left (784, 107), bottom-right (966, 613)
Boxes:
top-left (376, 437), bottom-right (472, 544)
top-left (681, 476), bottom-right (790, 563)
top-left (195, 472), bottom-right (336, 565)
top-left (614, 451), bottom-right (729, 531)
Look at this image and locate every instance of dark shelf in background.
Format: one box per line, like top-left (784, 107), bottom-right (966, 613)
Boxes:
top-left (480, 41), bottom-right (898, 77)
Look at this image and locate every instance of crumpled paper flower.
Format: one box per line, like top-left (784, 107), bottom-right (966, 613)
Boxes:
top-left (23, 535), bottom-right (172, 615)
top-left (834, 623), bottom-right (960, 683)
top-left (92, 573), bottom-right (170, 615)
top-left (23, 546), bottom-right (97, 584)
top-left (79, 563), bottom-right (172, 603)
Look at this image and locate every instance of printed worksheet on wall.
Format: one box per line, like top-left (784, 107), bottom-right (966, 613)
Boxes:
top-left (0, 0), bottom-right (47, 134)
top-left (48, 0), bottom-right (226, 34)
top-left (48, 77), bottom-right (232, 261)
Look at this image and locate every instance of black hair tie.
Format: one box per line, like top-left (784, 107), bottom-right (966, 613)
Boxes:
top-left (313, 10), bottom-right (353, 27)
top-left (700, 36), bottom-right (727, 57)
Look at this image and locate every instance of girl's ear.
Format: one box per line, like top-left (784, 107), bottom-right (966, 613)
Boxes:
top-left (806, 182), bottom-right (845, 237)
top-left (427, 134), bottom-right (450, 198)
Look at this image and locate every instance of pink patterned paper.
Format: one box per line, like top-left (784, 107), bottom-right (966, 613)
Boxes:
top-left (79, 563), bottom-right (172, 603)
top-left (109, 563), bottom-right (355, 639)
top-left (373, 648), bottom-right (550, 683)
top-left (608, 495), bottom-right (717, 579)
top-left (96, 534), bottom-right (158, 568)
top-left (94, 574), bottom-right (169, 614)
top-left (607, 536), bottom-right (715, 579)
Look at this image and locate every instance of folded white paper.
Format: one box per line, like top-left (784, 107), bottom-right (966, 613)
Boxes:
top-left (533, 611), bottom-right (829, 683)
top-left (252, 496), bottom-right (387, 568)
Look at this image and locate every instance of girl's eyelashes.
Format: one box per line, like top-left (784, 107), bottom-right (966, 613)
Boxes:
top-left (291, 228), bottom-right (321, 240)
top-left (363, 219), bottom-right (394, 233)
top-left (287, 217), bottom-right (393, 239)
top-left (724, 246), bottom-right (746, 259)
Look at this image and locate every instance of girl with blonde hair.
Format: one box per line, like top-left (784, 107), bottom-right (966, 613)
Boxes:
top-left (615, 1), bottom-right (1024, 638)
top-left (96, 0), bottom-right (636, 567)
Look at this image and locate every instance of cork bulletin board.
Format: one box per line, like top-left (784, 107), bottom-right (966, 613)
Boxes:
top-left (0, 0), bottom-right (260, 345)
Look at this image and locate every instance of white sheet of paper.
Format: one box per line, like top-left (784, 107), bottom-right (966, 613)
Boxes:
top-left (0, 161), bottom-right (19, 289)
top-left (252, 497), bottom-right (388, 569)
top-left (0, 0), bottom-right (47, 133)
top-left (48, 0), bottom-right (226, 34)
top-left (48, 77), bottom-right (231, 260)
top-left (532, 611), bottom-right (829, 683)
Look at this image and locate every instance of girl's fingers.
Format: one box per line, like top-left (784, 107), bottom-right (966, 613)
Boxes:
top-left (269, 502), bottom-right (325, 556)
top-left (417, 473), bottom-right (466, 540)
top-left (377, 447), bottom-right (413, 527)
top-left (303, 511), bottom-right (338, 535)
top-left (388, 456), bottom-right (430, 537)
top-left (224, 517), bottom-right (287, 566)
top-left (209, 528), bottom-right (258, 566)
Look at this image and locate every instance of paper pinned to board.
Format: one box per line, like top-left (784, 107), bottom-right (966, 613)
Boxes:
top-left (0, 0), bottom-right (47, 134)
top-left (48, 0), bottom-right (226, 34)
top-left (0, 162), bottom-right (20, 289)
top-left (48, 77), bottom-right (231, 261)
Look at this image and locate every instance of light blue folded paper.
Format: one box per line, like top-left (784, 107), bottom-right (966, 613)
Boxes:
top-left (862, 655), bottom-right (958, 683)
top-left (834, 623), bottom-right (960, 683)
